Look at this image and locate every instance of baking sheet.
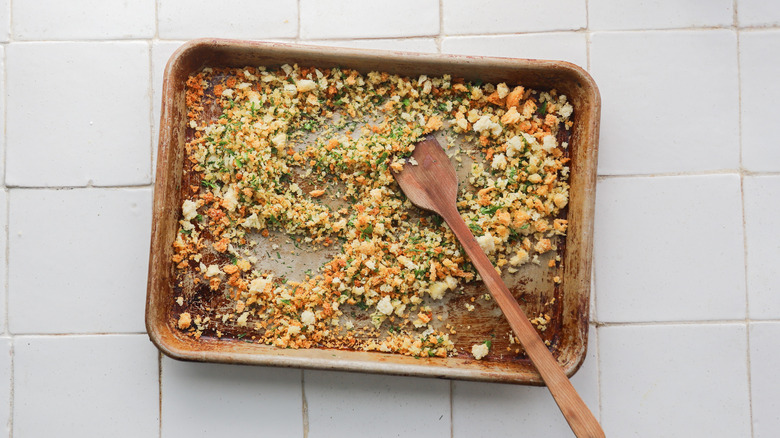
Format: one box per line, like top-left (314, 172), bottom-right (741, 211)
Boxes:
top-left (146, 38), bottom-right (600, 384)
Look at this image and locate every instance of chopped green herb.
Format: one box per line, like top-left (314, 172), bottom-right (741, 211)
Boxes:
top-left (537, 101), bottom-right (547, 116)
top-left (480, 205), bottom-right (501, 215)
top-left (361, 224), bottom-right (374, 240)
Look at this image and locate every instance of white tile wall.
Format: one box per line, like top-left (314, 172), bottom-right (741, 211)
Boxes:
top-left (8, 188), bottom-right (152, 334)
top-left (0, 191), bottom-right (6, 330)
top-left (0, 0), bottom-right (8, 42)
top-left (13, 335), bottom-right (158, 437)
top-left (600, 324), bottom-right (751, 437)
top-left (0, 2), bottom-right (776, 437)
top-left (300, 0), bottom-right (439, 39)
top-left (162, 358), bottom-right (303, 436)
top-left (304, 370), bottom-right (450, 438)
top-left (0, 338), bottom-right (10, 438)
top-left (12, 0), bottom-right (155, 40)
top-left (158, 0), bottom-right (298, 40)
top-left (750, 322), bottom-right (780, 437)
top-left (744, 176), bottom-right (780, 320)
top-left (738, 0), bottom-right (780, 27)
top-left (739, 30), bottom-right (780, 172)
top-left (452, 326), bottom-right (599, 437)
top-left (590, 30), bottom-right (740, 175)
top-left (442, 0), bottom-right (586, 34)
top-left (5, 42), bottom-right (152, 187)
top-left (301, 38), bottom-right (439, 54)
top-left (441, 32), bottom-right (588, 69)
top-left (595, 175), bottom-right (746, 323)
top-left (151, 40), bottom-right (186, 178)
top-left (588, 0), bottom-right (733, 30)
top-left (0, 45), bottom-right (5, 184)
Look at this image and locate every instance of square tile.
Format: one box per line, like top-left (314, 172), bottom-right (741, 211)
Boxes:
top-left (738, 0), bottom-right (780, 27)
top-left (441, 32), bottom-right (587, 69)
top-left (739, 30), bottom-right (780, 172)
top-left (13, 0), bottom-right (154, 40)
top-left (590, 31), bottom-right (739, 175)
top-left (744, 176), bottom-right (780, 319)
top-left (300, 0), bottom-right (439, 39)
top-left (152, 41), bottom-right (186, 180)
top-left (594, 175), bottom-right (745, 322)
top-left (158, 0), bottom-right (297, 39)
top-left (13, 335), bottom-right (159, 437)
top-left (452, 325), bottom-right (599, 437)
top-left (0, 338), bottom-right (10, 437)
top-left (8, 188), bottom-right (152, 334)
top-left (442, 0), bottom-right (586, 34)
top-left (162, 358), bottom-right (302, 436)
top-left (588, 0), bottom-right (732, 30)
top-left (750, 322), bottom-right (780, 437)
top-left (599, 324), bottom-right (750, 437)
top-left (6, 42), bottom-right (152, 187)
top-left (304, 370), bottom-right (450, 438)
top-left (301, 38), bottom-right (439, 53)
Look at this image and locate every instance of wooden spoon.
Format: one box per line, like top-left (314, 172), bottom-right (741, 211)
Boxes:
top-left (392, 135), bottom-right (604, 438)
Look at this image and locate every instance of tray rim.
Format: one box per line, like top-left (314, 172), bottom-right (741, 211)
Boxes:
top-left (146, 37), bottom-right (601, 385)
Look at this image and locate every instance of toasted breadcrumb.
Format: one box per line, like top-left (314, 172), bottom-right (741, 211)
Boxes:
top-left (173, 64), bottom-right (573, 356)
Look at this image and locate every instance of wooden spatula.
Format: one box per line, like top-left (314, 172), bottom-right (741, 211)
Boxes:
top-left (392, 135), bottom-right (604, 438)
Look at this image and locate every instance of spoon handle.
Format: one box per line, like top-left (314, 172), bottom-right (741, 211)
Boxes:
top-left (440, 205), bottom-right (605, 438)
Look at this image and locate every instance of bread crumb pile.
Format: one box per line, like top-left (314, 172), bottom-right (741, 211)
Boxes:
top-left (173, 63), bottom-right (573, 360)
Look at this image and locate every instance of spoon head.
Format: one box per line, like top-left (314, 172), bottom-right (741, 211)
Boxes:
top-left (392, 134), bottom-right (458, 215)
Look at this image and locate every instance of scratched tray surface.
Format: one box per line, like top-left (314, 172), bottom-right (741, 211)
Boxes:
top-left (146, 39), bottom-right (600, 385)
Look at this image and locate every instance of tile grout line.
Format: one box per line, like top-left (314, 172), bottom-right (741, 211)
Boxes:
top-left (295, 0), bottom-right (301, 43)
top-left (584, 0), bottom-right (603, 425)
top-left (150, 0), bottom-right (160, 189)
top-left (158, 351), bottom-right (163, 438)
top-left (733, 3), bottom-right (756, 435)
top-left (148, 39), bottom-right (154, 188)
top-left (5, 1), bottom-right (12, 435)
top-left (740, 173), bottom-right (755, 438)
top-left (592, 319), bottom-right (780, 327)
top-left (2, 25), bottom-right (779, 46)
top-left (301, 370), bottom-right (308, 438)
top-left (595, 169), bottom-right (780, 180)
top-left (3, 184), bottom-right (155, 190)
top-left (436, 0), bottom-right (443, 54)
top-left (449, 380), bottom-right (454, 438)
top-left (4, 191), bottom-right (10, 438)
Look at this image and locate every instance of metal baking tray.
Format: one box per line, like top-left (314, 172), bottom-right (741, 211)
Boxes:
top-left (146, 38), bottom-right (600, 385)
